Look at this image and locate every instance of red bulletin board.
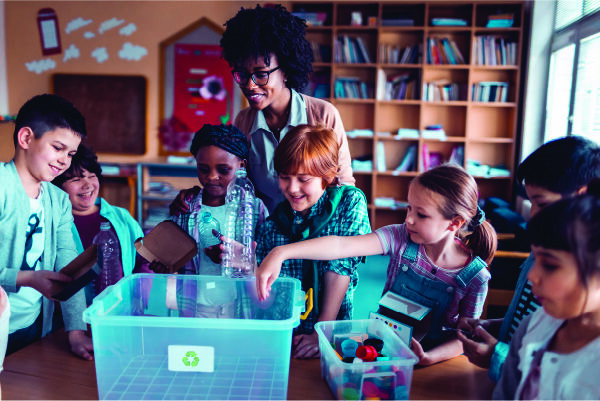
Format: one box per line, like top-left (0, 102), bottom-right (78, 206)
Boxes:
top-left (172, 43), bottom-right (233, 142)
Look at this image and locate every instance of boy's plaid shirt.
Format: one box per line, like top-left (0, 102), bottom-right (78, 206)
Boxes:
top-left (256, 188), bottom-right (371, 334)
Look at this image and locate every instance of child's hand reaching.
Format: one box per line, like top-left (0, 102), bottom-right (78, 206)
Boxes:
top-left (292, 332), bottom-right (320, 359)
top-left (410, 338), bottom-right (434, 366)
top-left (255, 247), bottom-right (285, 301)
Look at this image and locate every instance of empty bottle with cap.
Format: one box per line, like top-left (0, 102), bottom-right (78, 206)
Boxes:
top-left (92, 221), bottom-right (123, 296)
top-left (221, 167), bottom-right (256, 278)
top-left (198, 211), bottom-right (221, 249)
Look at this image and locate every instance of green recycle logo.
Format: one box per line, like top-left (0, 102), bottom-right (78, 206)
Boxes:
top-left (182, 351), bottom-right (200, 367)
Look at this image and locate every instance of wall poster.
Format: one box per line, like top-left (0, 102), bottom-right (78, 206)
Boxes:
top-left (160, 43), bottom-right (233, 153)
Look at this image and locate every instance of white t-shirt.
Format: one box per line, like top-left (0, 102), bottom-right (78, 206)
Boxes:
top-left (8, 192), bottom-right (45, 333)
top-left (0, 286), bottom-right (10, 373)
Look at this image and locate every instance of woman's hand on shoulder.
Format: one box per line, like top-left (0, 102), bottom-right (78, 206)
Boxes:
top-left (169, 186), bottom-right (201, 216)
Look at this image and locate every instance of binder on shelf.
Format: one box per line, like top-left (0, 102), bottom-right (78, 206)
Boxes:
top-left (376, 142), bottom-right (387, 172)
top-left (395, 144), bottom-right (417, 172)
top-left (420, 143), bottom-right (430, 172)
top-left (449, 145), bottom-right (464, 166)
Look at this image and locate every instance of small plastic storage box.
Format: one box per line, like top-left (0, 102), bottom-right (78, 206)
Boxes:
top-left (315, 319), bottom-right (418, 400)
top-left (83, 274), bottom-right (304, 400)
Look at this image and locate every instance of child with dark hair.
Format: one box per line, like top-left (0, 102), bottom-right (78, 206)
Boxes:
top-left (458, 136), bottom-right (600, 381)
top-left (170, 4), bottom-right (355, 215)
top-left (257, 162), bottom-right (495, 365)
top-left (493, 182), bottom-right (600, 400)
top-left (151, 124), bottom-right (268, 319)
top-left (155, 124), bottom-right (268, 276)
top-left (52, 144), bottom-right (146, 305)
top-left (1, 94), bottom-right (93, 359)
top-left (255, 124), bottom-right (370, 359)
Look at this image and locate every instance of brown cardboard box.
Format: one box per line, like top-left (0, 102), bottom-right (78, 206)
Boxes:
top-left (51, 244), bottom-right (100, 301)
top-left (135, 220), bottom-right (198, 273)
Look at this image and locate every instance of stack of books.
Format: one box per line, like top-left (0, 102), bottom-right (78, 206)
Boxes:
top-left (292, 12), bottom-right (327, 27)
top-left (421, 124), bottom-right (446, 140)
top-left (381, 13), bottom-right (415, 27)
top-left (431, 18), bottom-right (467, 26)
top-left (486, 13), bottom-right (514, 28)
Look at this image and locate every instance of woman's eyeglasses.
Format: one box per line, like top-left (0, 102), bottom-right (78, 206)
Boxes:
top-left (232, 66), bottom-right (281, 86)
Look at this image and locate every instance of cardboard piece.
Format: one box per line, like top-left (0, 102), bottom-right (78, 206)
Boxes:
top-left (135, 220), bottom-right (198, 273)
top-left (51, 244), bottom-right (100, 301)
top-left (377, 291), bottom-right (432, 342)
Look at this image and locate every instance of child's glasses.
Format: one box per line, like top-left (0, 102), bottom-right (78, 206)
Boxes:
top-left (232, 66), bottom-right (281, 86)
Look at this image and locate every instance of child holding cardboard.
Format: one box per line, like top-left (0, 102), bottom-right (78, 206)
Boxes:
top-left (0, 94), bottom-right (93, 359)
top-left (257, 163), bottom-right (496, 365)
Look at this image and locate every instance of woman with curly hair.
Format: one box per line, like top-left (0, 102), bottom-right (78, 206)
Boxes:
top-left (171, 4), bottom-right (355, 215)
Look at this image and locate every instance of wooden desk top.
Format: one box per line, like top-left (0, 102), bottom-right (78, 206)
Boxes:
top-left (1, 330), bottom-right (493, 400)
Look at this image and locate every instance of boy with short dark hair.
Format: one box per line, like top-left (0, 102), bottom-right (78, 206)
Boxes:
top-left (457, 135), bottom-right (600, 381)
top-left (0, 94), bottom-right (93, 359)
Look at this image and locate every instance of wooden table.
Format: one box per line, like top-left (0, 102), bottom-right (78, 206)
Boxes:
top-left (1, 330), bottom-right (494, 400)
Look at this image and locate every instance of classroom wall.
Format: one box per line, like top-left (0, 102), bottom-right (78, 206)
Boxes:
top-left (2, 1), bottom-right (284, 163)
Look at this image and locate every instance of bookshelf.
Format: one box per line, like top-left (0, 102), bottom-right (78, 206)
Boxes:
top-left (293, 1), bottom-right (526, 229)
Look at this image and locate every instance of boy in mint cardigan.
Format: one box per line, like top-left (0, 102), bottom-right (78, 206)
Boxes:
top-left (0, 94), bottom-right (93, 359)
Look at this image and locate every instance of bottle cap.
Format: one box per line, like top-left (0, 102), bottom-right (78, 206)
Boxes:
top-left (364, 337), bottom-right (384, 353)
top-left (356, 345), bottom-right (377, 361)
top-left (341, 339), bottom-right (359, 357)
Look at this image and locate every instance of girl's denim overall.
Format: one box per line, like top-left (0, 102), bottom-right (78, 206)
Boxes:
top-left (389, 240), bottom-right (487, 348)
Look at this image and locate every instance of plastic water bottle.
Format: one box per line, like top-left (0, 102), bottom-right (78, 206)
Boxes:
top-left (92, 221), bottom-right (123, 296)
top-left (198, 211), bottom-right (220, 249)
top-left (221, 167), bottom-right (256, 278)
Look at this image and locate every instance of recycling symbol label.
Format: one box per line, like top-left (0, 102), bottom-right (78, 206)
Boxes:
top-left (183, 351), bottom-right (200, 367)
top-left (168, 345), bottom-right (215, 372)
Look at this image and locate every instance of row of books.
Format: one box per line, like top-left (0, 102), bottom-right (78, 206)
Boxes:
top-left (473, 36), bottom-right (518, 66)
top-left (420, 144), bottom-right (464, 172)
top-left (334, 35), bottom-right (373, 64)
top-left (472, 82), bottom-right (509, 102)
top-left (426, 37), bottom-right (466, 65)
top-left (377, 71), bottom-right (419, 100)
top-left (334, 77), bottom-right (373, 99)
top-left (376, 142), bottom-right (465, 174)
top-left (379, 43), bottom-right (422, 64)
top-left (309, 41), bottom-right (332, 63)
top-left (423, 80), bottom-right (464, 101)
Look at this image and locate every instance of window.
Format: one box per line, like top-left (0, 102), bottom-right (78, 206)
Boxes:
top-left (544, 0), bottom-right (600, 143)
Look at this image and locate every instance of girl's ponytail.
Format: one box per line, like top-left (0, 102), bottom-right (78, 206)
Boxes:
top-left (465, 215), bottom-right (497, 265)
